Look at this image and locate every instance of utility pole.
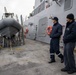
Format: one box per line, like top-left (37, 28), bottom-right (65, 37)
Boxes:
top-left (16, 14), bottom-right (21, 46)
top-left (20, 15), bottom-right (25, 45)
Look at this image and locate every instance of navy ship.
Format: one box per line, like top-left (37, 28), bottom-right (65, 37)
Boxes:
top-left (24, 0), bottom-right (76, 44)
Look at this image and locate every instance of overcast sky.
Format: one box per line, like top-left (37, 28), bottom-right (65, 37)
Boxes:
top-left (0, 0), bottom-right (35, 20)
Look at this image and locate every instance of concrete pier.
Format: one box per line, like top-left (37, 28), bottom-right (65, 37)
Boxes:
top-left (0, 39), bottom-right (76, 75)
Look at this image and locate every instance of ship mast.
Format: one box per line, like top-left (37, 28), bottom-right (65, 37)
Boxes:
top-left (4, 7), bottom-right (14, 18)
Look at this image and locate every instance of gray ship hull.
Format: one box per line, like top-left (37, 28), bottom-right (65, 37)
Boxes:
top-left (24, 0), bottom-right (76, 45)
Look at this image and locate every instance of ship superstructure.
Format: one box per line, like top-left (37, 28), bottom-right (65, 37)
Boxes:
top-left (24, 0), bottom-right (76, 44)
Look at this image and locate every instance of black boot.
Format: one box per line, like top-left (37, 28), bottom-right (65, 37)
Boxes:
top-left (58, 54), bottom-right (64, 63)
top-left (61, 67), bottom-right (70, 72)
top-left (48, 60), bottom-right (56, 63)
top-left (67, 68), bottom-right (76, 74)
top-left (49, 55), bottom-right (56, 63)
top-left (61, 58), bottom-right (64, 63)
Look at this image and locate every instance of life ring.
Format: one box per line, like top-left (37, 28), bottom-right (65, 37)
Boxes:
top-left (25, 28), bottom-right (29, 34)
top-left (46, 26), bottom-right (52, 35)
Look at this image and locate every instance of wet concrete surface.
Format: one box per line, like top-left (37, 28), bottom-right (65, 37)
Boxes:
top-left (0, 39), bottom-right (76, 75)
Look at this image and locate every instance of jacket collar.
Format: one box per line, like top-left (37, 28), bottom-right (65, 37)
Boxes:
top-left (54, 22), bottom-right (58, 26)
top-left (66, 20), bottom-right (75, 27)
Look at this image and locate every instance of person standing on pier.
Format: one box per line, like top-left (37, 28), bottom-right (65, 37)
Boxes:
top-left (61, 13), bottom-right (76, 74)
top-left (48, 17), bottom-right (64, 63)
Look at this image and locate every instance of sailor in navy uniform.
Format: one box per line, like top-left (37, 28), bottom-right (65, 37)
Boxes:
top-left (61, 13), bottom-right (76, 74)
top-left (49, 17), bottom-right (63, 63)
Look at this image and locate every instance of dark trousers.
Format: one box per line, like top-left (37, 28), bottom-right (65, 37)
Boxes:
top-left (64, 42), bottom-right (76, 70)
top-left (50, 39), bottom-right (63, 60)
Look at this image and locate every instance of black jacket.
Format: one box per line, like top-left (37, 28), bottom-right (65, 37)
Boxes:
top-left (50, 22), bottom-right (62, 39)
top-left (63, 21), bottom-right (76, 43)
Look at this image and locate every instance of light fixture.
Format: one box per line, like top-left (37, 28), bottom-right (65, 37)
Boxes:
top-left (52, 0), bottom-right (62, 6)
top-left (28, 22), bottom-right (33, 26)
top-left (45, 0), bottom-right (48, 3)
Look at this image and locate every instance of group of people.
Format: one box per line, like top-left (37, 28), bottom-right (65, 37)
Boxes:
top-left (48, 13), bottom-right (76, 74)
